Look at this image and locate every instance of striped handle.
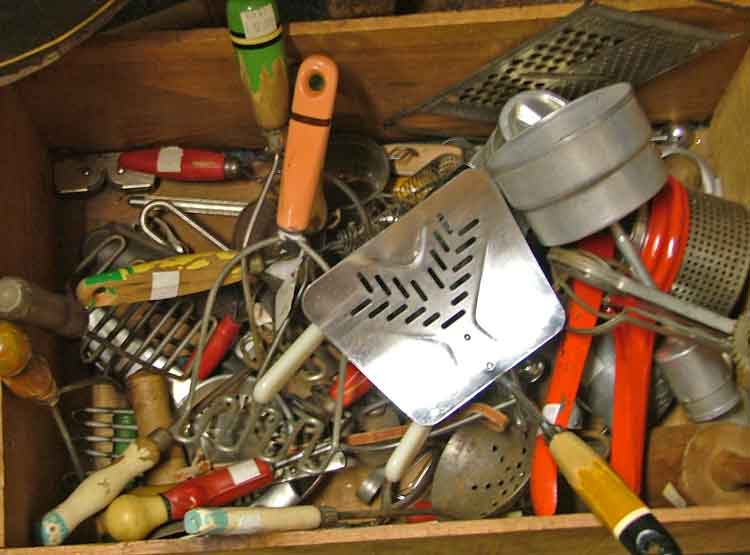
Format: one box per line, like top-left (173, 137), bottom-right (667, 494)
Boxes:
top-left (76, 251), bottom-right (240, 308)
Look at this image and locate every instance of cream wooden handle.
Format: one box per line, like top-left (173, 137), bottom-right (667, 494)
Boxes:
top-left (184, 506), bottom-right (322, 536)
top-left (39, 437), bottom-right (161, 546)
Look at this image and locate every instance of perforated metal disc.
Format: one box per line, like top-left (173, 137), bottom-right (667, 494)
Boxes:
top-left (390, 4), bottom-right (733, 123)
top-left (431, 422), bottom-right (535, 519)
top-left (671, 191), bottom-right (750, 316)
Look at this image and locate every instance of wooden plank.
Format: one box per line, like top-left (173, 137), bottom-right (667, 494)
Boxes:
top-left (708, 47), bottom-right (750, 206)
top-left (0, 87), bottom-right (73, 547)
top-left (16, 1), bottom-right (750, 151)
top-left (1, 505), bottom-right (749, 554)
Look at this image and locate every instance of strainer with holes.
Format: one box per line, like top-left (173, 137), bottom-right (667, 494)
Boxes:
top-left (637, 178), bottom-right (750, 316)
top-left (302, 169), bottom-right (565, 426)
top-left (431, 421), bottom-right (535, 519)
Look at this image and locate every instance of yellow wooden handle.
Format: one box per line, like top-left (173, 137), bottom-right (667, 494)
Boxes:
top-left (76, 251), bottom-right (241, 308)
top-left (550, 431), bottom-right (649, 534)
top-left (39, 436), bottom-right (162, 545)
top-left (103, 494), bottom-right (169, 541)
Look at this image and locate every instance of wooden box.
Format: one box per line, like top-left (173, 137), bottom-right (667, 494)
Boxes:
top-left (2, 1), bottom-right (750, 552)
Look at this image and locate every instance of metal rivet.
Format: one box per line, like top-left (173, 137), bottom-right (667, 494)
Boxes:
top-left (464, 334), bottom-right (471, 341)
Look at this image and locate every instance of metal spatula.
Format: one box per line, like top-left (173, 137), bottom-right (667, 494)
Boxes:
top-left (303, 169), bottom-right (565, 425)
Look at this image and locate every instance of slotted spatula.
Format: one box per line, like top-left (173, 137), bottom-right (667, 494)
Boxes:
top-left (303, 169), bottom-right (565, 425)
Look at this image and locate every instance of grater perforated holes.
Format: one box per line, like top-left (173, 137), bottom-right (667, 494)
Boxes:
top-left (430, 250), bottom-right (448, 271)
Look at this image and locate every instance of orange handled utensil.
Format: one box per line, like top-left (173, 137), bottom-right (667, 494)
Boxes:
top-left (276, 54), bottom-right (339, 233)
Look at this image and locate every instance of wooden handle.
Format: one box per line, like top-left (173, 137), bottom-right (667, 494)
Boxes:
top-left (3, 354), bottom-right (58, 404)
top-left (711, 450), bottom-right (750, 491)
top-left (39, 437), bottom-right (162, 546)
top-left (127, 371), bottom-right (186, 485)
top-left (91, 383), bottom-right (128, 470)
top-left (550, 431), bottom-right (681, 555)
top-left (276, 54), bottom-right (338, 233)
top-left (0, 320), bottom-right (31, 378)
top-left (184, 506), bottom-right (323, 536)
top-left (103, 494), bottom-right (169, 542)
top-left (76, 251), bottom-right (241, 308)
top-left (0, 277), bottom-right (88, 338)
top-left (647, 423), bottom-right (750, 507)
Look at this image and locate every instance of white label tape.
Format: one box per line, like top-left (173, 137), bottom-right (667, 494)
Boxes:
top-left (156, 146), bottom-right (183, 173)
top-left (150, 271), bottom-right (180, 300)
top-left (240, 5), bottom-right (276, 39)
top-left (228, 459), bottom-right (261, 485)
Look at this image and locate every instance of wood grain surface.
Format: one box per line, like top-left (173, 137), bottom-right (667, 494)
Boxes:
top-left (16, 1), bottom-right (750, 151)
top-left (1, 505), bottom-right (750, 554)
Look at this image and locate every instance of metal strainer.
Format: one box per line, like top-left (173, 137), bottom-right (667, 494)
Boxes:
top-left (671, 190), bottom-right (750, 316)
top-left (431, 421), bottom-right (535, 519)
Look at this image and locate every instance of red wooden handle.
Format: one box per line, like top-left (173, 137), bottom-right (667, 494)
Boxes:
top-left (184, 315), bottom-right (241, 380)
top-left (163, 458), bottom-right (274, 519)
top-left (119, 148), bottom-right (229, 181)
top-left (329, 362), bottom-right (372, 408)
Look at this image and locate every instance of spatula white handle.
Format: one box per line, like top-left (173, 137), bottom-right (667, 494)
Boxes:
top-left (253, 324), bottom-right (325, 404)
top-left (385, 422), bottom-right (432, 483)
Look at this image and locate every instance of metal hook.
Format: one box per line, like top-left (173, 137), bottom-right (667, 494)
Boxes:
top-left (140, 200), bottom-right (230, 252)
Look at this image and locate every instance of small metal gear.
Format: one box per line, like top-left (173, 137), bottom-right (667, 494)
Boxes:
top-left (731, 312), bottom-right (750, 389)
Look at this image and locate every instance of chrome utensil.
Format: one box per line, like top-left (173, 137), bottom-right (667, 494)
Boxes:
top-left (487, 83), bottom-right (666, 246)
top-left (303, 169), bottom-right (565, 425)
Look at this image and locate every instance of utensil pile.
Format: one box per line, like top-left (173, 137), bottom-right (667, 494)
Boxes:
top-left (0, 5), bottom-right (747, 555)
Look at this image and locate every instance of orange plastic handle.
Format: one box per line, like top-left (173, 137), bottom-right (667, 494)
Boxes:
top-left (276, 55), bottom-right (339, 233)
top-left (531, 232), bottom-right (613, 516)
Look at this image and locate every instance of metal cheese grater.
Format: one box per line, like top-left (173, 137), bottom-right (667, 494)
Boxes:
top-left (303, 169), bottom-right (565, 425)
top-left (389, 4), bottom-right (734, 123)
